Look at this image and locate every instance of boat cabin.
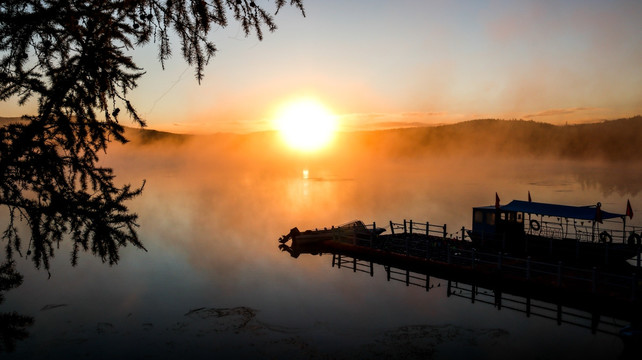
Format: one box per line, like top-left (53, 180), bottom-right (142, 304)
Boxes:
top-left (470, 200), bottom-right (637, 262)
top-left (472, 204), bottom-right (525, 246)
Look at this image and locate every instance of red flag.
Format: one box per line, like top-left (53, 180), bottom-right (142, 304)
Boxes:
top-left (528, 191), bottom-right (532, 203)
top-left (595, 202), bottom-right (603, 224)
top-left (495, 193), bottom-right (500, 209)
top-left (626, 199), bottom-right (634, 219)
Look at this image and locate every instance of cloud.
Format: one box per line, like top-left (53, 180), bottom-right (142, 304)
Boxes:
top-left (401, 112), bottom-right (447, 118)
top-left (524, 107), bottom-right (602, 119)
top-left (338, 111), bottom-right (450, 131)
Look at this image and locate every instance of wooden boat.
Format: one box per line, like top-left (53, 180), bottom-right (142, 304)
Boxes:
top-left (279, 220), bottom-right (385, 245)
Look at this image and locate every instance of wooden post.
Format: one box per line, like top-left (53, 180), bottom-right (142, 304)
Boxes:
top-left (332, 254), bottom-right (336, 267)
top-left (403, 219), bottom-right (407, 234)
top-left (425, 275), bottom-right (430, 292)
top-left (632, 273), bottom-right (637, 301)
top-left (526, 256), bottom-right (531, 280)
top-left (592, 267), bottom-right (597, 294)
top-left (386, 266), bottom-right (390, 281)
top-left (405, 233), bottom-right (409, 255)
top-left (337, 254), bottom-right (342, 268)
top-left (461, 226), bottom-right (465, 241)
top-left (390, 221), bottom-right (395, 235)
top-left (447, 280), bottom-right (452, 297)
top-left (369, 261), bottom-right (374, 277)
top-left (409, 220), bottom-right (413, 235)
top-left (498, 252), bottom-right (502, 271)
top-left (405, 270), bottom-right (410, 286)
top-left (425, 237), bottom-right (430, 259)
top-left (472, 249), bottom-right (476, 269)
top-left (425, 222), bottom-right (431, 258)
top-left (371, 222), bottom-right (376, 247)
top-left (526, 296), bottom-right (531, 317)
top-left (557, 261), bottom-right (563, 287)
top-left (353, 258), bottom-right (357, 272)
top-left (443, 224), bottom-right (447, 239)
top-left (471, 285), bottom-right (476, 303)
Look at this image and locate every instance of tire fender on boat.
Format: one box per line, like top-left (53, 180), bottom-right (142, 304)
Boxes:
top-left (529, 219), bottom-right (540, 232)
top-left (628, 232), bottom-right (641, 246)
top-left (599, 231), bottom-right (613, 244)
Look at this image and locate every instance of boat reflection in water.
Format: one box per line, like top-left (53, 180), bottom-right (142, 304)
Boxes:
top-left (279, 233), bottom-right (642, 359)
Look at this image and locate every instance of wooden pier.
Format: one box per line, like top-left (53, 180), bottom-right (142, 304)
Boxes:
top-left (280, 215), bottom-right (642, 354)
top-left (293, 219), bottom-right (642, 304)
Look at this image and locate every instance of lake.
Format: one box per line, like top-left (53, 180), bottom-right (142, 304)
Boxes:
top-left (2, 138), bottom-right (641, 359)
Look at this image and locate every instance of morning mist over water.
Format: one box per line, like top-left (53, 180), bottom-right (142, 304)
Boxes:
top-left (3, 118), bottom-right (641, 359)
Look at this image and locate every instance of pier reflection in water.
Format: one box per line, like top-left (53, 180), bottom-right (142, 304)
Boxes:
top-left (280, 239), bottom-right (642, 359)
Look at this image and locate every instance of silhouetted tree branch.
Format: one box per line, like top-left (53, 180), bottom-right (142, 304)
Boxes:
top-left (0, 1), bottom-right (305, 270)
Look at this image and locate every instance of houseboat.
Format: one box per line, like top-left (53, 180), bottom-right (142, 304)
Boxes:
top-left (470, 200), bottom-right (640, 267)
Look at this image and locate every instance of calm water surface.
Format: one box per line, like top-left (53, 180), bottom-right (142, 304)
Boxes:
top-left (2, 144), bottom-right (641, 359)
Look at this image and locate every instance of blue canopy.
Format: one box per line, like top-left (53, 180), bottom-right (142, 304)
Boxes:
top-left (499, 200), bottom-right (623, 221)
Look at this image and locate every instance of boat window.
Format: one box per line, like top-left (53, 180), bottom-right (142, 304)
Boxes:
top-left (474, 210), bottom-right (483, 223)
top-left (517, 212), bottom-right (523, 223)
top-left (500, 212), bottom-right (506, 220)
top-left (486, 213), bottom-right (495, 226)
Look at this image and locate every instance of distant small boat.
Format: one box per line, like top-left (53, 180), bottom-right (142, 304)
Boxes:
top-left (279, 220), bottom-right (386, 245)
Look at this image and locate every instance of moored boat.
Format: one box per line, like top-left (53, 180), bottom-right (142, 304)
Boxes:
top-left (469, 200), bottom-right (641, 267)
top-left (279, 220), bottom-right (386, 246)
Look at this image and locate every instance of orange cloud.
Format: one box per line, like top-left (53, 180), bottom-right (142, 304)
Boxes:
top-left (524, 107), bottom-right (603, 119)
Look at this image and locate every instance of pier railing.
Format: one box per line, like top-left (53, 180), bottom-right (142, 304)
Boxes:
top-left (525, 217), bottom-right (642, 245)
top-left (388, 219), bottom-right (449, 238)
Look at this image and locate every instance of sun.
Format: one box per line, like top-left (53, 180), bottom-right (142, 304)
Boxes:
top-left (274, 99), bottom-right (337, 152)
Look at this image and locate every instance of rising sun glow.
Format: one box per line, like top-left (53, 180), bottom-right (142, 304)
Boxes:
top-left (274, 99), bottom-right (337, 152)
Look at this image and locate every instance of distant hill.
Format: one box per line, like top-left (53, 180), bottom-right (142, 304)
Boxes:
top-left (341, 116), bottom-right (642, 161)
top-left (0, 116), bottom-right (188, 145)
top-left (3, 115), bottom-right (642, 161)
top-left (0, 116), bottom-right (27, 125)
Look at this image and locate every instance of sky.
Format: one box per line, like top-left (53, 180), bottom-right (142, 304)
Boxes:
top-left (1, 0), bottom-right (642, 133)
